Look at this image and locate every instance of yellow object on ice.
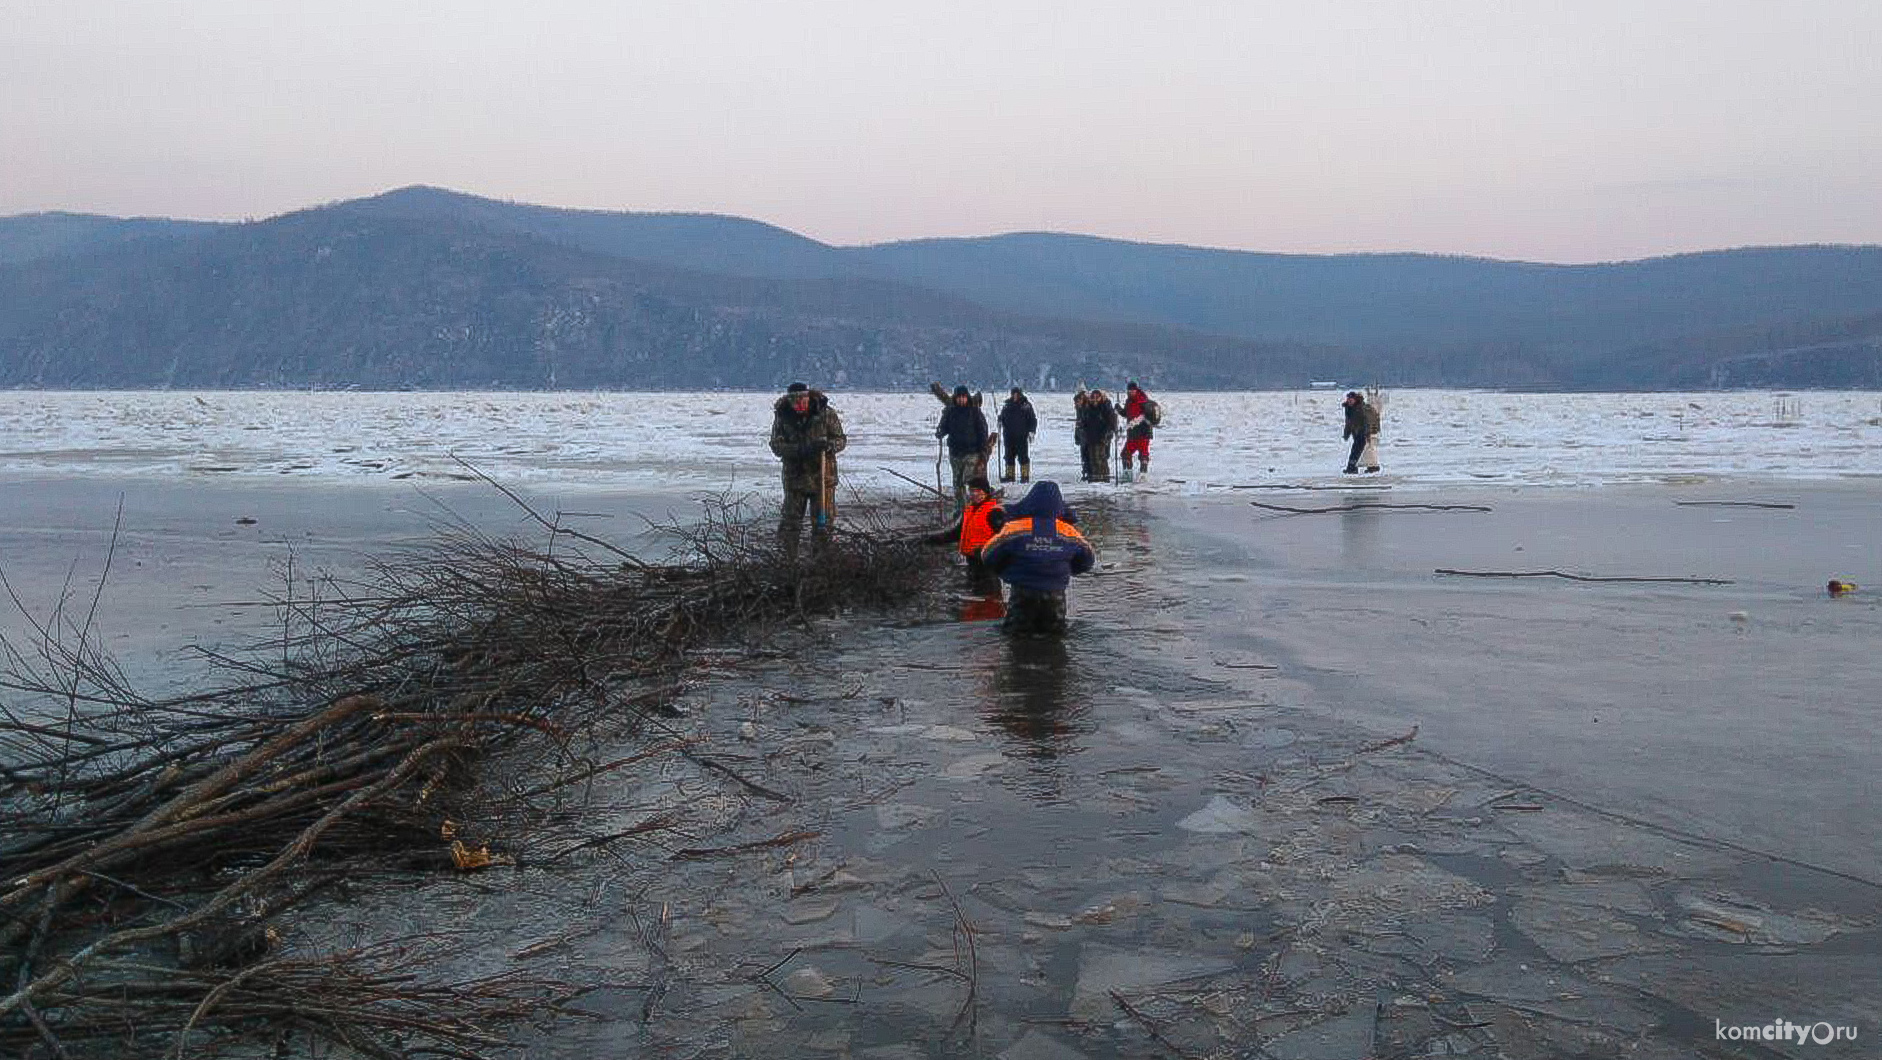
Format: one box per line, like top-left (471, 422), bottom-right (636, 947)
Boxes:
top-left (451, 840), bottom-right (512, 871)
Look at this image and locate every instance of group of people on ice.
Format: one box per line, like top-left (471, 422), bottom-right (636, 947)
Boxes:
top-left (770, 379), bottom-right (1105, 635)
top-left (1072, 383), bottom-right (1158, 483)
top-left (937, 381), bottom-right (1161, 502)
top-left (769, 379), bottom-right (1379, 635)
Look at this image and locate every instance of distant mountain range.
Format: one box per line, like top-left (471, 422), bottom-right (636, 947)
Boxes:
top-left (3, 185), bottom-right (1880, 390)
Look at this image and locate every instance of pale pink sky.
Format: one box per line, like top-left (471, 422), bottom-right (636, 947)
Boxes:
top-left (3, 0), bottom-right (1879, 263)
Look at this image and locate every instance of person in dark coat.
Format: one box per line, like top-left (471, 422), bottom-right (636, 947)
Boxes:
top-left (980, 480), bottom-right (1096, 636)
top-left (998, 388), bottom-right (1038, 483)
top-left (1072, 388), bottom-right (1091, 480)
top-left (936, 385), bottom-right (991, 507)
top-left (1078, 389), bottom-right (1119, 482)
top-left (1341, 390), bottom-right (1370, 474)
top-left (768, 382), bottom-right (847, 556)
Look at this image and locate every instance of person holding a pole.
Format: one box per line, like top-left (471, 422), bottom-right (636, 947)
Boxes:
top-left (769, 382), bottom-right (847, 559)
top-left (936, 384), bottom-right (991, 508)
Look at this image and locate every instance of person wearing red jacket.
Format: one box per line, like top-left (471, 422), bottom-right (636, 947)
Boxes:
top-left (1119, 381), bottom-right (1154, 477)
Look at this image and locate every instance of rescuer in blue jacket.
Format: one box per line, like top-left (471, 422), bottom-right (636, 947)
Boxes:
top-left (978, 480), bottom-right (1096, 636)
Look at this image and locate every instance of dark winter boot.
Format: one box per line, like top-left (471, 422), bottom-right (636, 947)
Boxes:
top-left (1019, 461), bottom-right (1030, 483)
top-left (1343, 464), bottom-right (1359, 474)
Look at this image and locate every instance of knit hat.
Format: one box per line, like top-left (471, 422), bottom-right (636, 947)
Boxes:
top-left (967, 475), bottom-right (992, 494)
top-left (787, 382), bottom-right (809, 394)
top-left (952, 385), bottom-right (971, 398)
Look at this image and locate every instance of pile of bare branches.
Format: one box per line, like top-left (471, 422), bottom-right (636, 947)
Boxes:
top-left (1, 494), bottom-right (942, 1058)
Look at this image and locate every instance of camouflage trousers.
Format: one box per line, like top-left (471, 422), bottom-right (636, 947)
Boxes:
top-left (778, 489), bottom-right (831, 559)
top-left (949, 453), bottom-right (980, 507)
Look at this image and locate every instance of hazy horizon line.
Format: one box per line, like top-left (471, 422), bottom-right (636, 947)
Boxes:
top-left (8, 184), bottom-right (1882, 269)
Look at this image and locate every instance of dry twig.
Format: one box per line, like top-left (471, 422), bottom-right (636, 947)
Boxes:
top-left (1250, 501), bottom-right (1491, 514)
top-left (0, 491), bottom-right (946, 1058)
top-left (1434, 568), bottom-right (1732, 585)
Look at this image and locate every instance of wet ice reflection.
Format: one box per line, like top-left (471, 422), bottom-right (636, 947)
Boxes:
top-left (956, 587), bottom-right (1006, 623)
top-left (975, 633), bottom-right (1092, 770)
top-left (148, 476), bottom-right (1877, 1058)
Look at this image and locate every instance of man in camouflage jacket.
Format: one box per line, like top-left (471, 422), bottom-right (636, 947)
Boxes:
top-left (769, 382), bottom-right (848, 555)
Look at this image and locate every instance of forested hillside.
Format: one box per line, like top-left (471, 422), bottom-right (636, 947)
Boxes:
top-left (2, 187), bottom-right (1879, 389)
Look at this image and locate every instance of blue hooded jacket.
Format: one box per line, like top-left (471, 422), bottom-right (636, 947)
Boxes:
top-left (979, 481), bottom-right (1096, 593)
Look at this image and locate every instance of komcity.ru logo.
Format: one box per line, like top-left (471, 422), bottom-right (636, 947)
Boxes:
top-left (1715, 1019), bottom-right (1859, 1046)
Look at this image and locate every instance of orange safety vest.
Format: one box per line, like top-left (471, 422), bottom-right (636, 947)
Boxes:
top-left (960, 499), bottom-right (1002, 558)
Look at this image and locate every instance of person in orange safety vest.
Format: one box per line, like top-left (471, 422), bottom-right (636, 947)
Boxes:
top-left (958, 477), bottom-right (1005, 571)
top-left (925, 476), bottom-right (1007, 589)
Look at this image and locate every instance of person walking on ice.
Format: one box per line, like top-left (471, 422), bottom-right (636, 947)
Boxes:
top-left (1072, 388), bottom-right (1092, 481)
top-left (1079, 389), bottom-right (1119, 482)
top-left (1118, 380), bottom-right (1158, 479)
top-left (769, 382), bottom-right (847, 558)
top-left (936, 384), bottom-right (991, 507)
top-left (998, 387), bottom-right (1037, 483)
top-left (1341, 390), bottom-right (1372, 475)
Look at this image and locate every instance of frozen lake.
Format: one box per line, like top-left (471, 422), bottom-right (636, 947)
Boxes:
top-left (4, 390), bottom-right (1878, 1057)
top-left (2, 388), bottom-right (1879, 494)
